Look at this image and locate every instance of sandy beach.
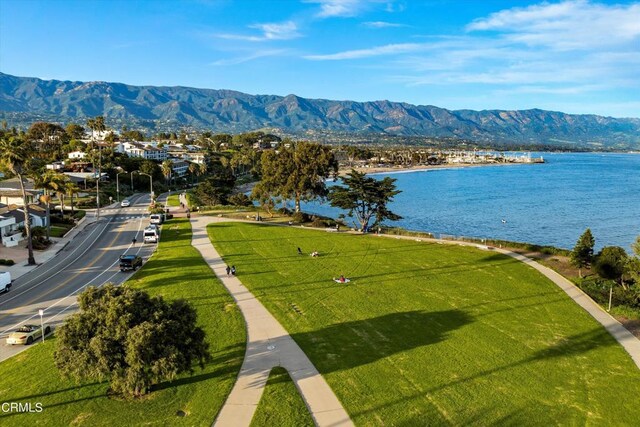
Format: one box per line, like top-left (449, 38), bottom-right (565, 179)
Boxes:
top-left (343, 161), bottom-right (539, 176)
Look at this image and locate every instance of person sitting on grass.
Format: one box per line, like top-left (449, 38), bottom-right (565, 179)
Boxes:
top-left (297, 247), bottom-right (303, 255)
top-left (311, 251), bottom-right (319, 257)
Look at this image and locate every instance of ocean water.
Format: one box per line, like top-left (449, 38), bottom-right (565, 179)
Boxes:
top-left (302, 153), bottom-right (640, 251)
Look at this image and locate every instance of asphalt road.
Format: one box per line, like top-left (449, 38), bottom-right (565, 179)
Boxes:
top-left (0, 193), bottom-right (160, 361)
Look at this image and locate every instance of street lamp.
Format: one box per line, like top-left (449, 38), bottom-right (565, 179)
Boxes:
top-left (116, 170), bottom-right (129, 203)
top-left (95, 147), bottom-right (102, 218)
top-left (133, 171), bottom-right (153, 205)
top-left (38, 309), bottom-right (44, 343)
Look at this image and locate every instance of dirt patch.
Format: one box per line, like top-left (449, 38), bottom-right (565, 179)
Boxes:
top-left (616, 317), bottom-right (640, 339)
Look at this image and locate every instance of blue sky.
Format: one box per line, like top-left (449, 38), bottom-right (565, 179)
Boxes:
top-left (1, 0), bottom-right (639, 118)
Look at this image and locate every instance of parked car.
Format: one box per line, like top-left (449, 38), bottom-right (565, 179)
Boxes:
top-left (0, 272), bottom-right (11, 293)
top-left (6, 324), bottom-right (51, 345)
top-left (149, 214), bottom-right (163, 225)
top-left (119, 255), bottom-right (142, 272)
top-left (121, 199), bottom-right (131, 207)
top-left (143, 227), bottom-right (159, 243)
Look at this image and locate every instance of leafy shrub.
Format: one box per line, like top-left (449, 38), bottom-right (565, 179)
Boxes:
top-left (73, 210), bottom-right (86, 220)
top-left (577, 278), bottom-right (640, 309)
top-left (311, 217), bottom-right (326, 228)
top-left (52, 215), bottom-right (75, 225)
top-left (0, 259), bottom-right (15, 266)
top-left (228, 193), bottom-right (253, 207)
top-left (291, 211), bottom-right (309, 223)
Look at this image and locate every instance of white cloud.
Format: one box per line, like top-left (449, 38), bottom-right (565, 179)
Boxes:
top-left (210, 49), bottom-right (288, 66)
top-left (249, 21), bottom-right (300, 40)
top-left (467, 0), bottom-right (640, 50)
top-left (362, 21), bottom-right (407, 28)
top-left (307, 0), bottom-right (364, 18)
top-left (217, 20), bottom-right (300, 42)
top-left (306, 0), bottom-right (398, 18)
top-left (304, 43), bottom-right (423, 60)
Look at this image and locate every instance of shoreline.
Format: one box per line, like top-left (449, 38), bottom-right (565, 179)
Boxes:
top-left (341, 161), bottom-right (540, 176)
top-left (235, 161), bottom-right (541, 193)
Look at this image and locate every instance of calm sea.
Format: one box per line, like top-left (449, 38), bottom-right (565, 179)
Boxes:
top-left (302, 153), bottom-right (640, 251)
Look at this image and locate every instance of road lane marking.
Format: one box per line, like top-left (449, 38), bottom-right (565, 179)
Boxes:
top-left (0, 212), bottom-right (152, 337)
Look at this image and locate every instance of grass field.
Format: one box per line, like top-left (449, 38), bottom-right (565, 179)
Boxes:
top-left (0, 218), bottom-right (246, 426)
top-left (49, 225), bottom-right (70, 238)
top-left (208, 222), bottom-right (640, 426)
top-left (166, 194), bottom-right (180, 207)
top-left (250, 367), bottom-right (314, 427)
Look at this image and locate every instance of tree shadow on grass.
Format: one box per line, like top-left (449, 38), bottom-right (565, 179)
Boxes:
top-left (152, 344), bottom-right (246, 392)
top-left (287, 310), bottom-right (474, 376)
top-left (5, 381), bottom-right (102, 402)
top-left (350, 326), bottom-right (617, 422)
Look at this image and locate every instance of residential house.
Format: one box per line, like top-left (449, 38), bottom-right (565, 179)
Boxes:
top-left (0, 204), bottom-right (48, 247)
top-left (122, 142), bottom-right (168, 161)
top-left (46, 161), bottom-right (65, 171)
top-left (68, 151), bottom-right (87, 160)
top-left (169, 159), bottom-right (189, 177)
top-left (0, 177), bottom-right (43, 206)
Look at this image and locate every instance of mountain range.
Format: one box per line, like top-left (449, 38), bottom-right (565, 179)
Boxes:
top-left (1, 72), bottom-right (639, 149)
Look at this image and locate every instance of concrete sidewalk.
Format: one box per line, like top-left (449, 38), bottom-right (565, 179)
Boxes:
top-left (378, 233), bottom-right (640, 369)
top-left (189, 216), bottom-right (353, 427)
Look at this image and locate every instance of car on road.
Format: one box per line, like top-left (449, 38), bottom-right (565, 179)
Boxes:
top-left (6, 324), bottom-right (51, 345)
top-left (119, 254), bottom-right (142, 272)
top-left (0, 272), bottom-right (11, 293)
top-left (143, 227), bottom-right (159, 243)
top-left (149, 213), bottom-right (164, 225)
top-left (121, 199), bottom-right (131, 207)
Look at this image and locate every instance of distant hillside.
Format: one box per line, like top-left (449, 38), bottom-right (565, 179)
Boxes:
top-left (1, 72), bottom-right (639, 149)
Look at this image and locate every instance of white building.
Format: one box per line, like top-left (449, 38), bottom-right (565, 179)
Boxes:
top-left (0, 204), bottom-right (48, 247)
top-left (68, 151), bottom-right (87, 160)
top-left (169, 159), bottom-right (190, 177)
top-left (46, 161), bottom-right (65, 171)
top-left (122, 142), bottom-right (168, 161)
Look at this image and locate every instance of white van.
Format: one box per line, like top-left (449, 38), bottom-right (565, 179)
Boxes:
top-left (0, 272), bottom-right (12, 293)
top-left (149, 214), bottom-right (163, 225)
top-left (143, 227), bottom-right (159, 243)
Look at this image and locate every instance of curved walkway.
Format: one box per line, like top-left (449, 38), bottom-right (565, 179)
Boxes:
top-left (189, 215), bottom-right (353, 427)
top-left (495, 247), bottom-right (640, 368)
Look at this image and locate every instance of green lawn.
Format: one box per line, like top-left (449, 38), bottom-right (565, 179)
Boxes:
top-left (208, 222), bottom-right (640, 426)
top-left (49, 225), bottom-right (72, 238)
top-left (167, 194), bottom-right (180, 207)
top-left (250, 367), bottom-right (314, 427)
top-left (0, 218), bottom-right (246, 426)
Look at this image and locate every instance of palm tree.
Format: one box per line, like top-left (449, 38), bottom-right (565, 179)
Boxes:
top-left (0, 136), bottom-right (36, 264)
top-left (33, 170), bottom-right (66, 239)
top-left (86, 116), bottom-right (106, 149)
top-left (65, 182), bottom-right (81, 215)
top-left (188, 162), bottom-right (198, 185)
top-left (198, 162), bottom-right (208, 180)
top-left (54, 175), bottom-right (71, 216)
top-left (161, 160), bottom-right (172, 186)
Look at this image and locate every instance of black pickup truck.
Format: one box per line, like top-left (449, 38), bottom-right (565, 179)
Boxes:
top-left (119, 255), bottom-right (142, 272)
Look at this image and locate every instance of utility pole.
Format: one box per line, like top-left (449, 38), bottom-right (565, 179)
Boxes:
top-left (96, 146), bottom-right (101, 217)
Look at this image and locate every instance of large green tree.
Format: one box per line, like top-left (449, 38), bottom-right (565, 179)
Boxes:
top-left (54, 284), bottom-right (210, 398)
top-left (257, 141), bottom-right (337, 212)
top-left (65, 123), bottom-right (86, 140)
top-left (329, 169), bottom-right (402, 233)
top-left (594, 246), bottom-right (628, 288)
top-left (0, 136), bottom-right (37, 264)
top-left (625, 236), bottom-right (640, 286)
top-left (570, 228), bottom-right (595, 278)
top-left (27, 122), bottom-right (68, 161)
